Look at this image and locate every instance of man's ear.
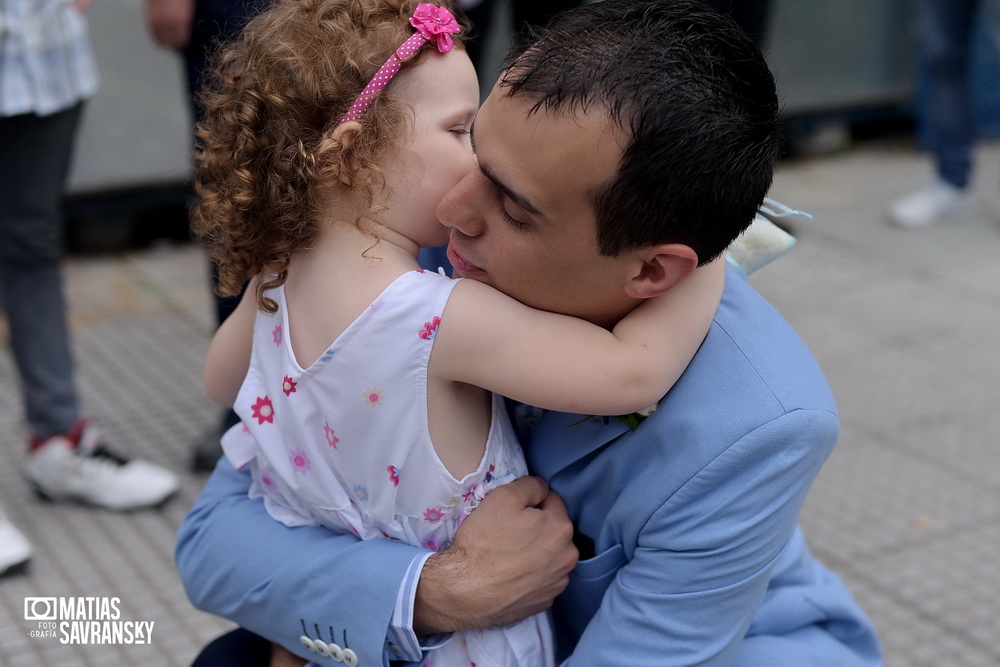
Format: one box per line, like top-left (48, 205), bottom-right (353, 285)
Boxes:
top-left (327, 121), bottom-right (363, 186)
top-left (624, 244), bottom-right (699, 299)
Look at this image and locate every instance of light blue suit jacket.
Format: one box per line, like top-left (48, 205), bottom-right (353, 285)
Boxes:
top-left (176, 268), bottom-right (882, 666)
top-left (524, 268), bottom-right (881, 665)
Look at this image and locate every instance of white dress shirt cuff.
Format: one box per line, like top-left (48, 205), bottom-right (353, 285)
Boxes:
top-left (385, 551), bottom-right (452, 660)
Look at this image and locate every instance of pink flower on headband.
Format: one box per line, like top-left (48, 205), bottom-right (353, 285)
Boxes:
top-left (410, 3), bottom-right (460, 53)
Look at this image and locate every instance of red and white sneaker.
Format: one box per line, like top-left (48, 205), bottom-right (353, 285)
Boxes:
top-left (22, 420), bottom-right (179, 511)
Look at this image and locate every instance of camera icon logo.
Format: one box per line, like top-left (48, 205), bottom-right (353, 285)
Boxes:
top-left (24, 597), bottom-right (57, 621)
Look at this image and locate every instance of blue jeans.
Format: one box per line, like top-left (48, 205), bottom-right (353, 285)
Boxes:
top-left (921, 0), bottom-right (1000, 188)
top-left (0, 105), bottom-right (84, 440)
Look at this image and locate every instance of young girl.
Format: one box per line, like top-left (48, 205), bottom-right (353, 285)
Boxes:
top-left (195, 1), bottom-right (725, 664)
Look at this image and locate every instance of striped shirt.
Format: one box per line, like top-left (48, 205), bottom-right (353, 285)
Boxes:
top-left (0, 0), bottom-right (99, 117)
top-left (387, 552), bottom-right (435, 661)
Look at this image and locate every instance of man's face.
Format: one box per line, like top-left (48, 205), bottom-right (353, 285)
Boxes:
top-left (437, 87), bottom-right (637, 326)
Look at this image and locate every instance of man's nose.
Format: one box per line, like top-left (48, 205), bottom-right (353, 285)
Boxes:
top-left (437, 170), bottom-right (485, 237)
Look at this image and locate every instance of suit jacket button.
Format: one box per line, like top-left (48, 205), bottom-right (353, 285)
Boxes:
top-left (328, 643), bottom-right (344, 661)
top-left (313, 639), bottom-right (331, 657)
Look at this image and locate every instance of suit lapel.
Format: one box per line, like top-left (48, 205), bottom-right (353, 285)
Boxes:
top-left (526, 410), bottom-right (632, 481)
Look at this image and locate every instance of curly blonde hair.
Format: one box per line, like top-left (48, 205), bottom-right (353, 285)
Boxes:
top-left (193, 0), bottom-right (467, 312)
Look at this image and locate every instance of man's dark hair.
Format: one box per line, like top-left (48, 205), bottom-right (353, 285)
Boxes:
top-left (500, 0), bottom-right (782, 264)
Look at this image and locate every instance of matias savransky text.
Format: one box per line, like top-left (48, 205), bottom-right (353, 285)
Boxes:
top-left (24, 596), bottom-right (155, 645)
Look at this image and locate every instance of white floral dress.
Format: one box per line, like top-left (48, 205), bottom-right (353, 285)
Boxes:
top-left (222, 269), bottom-right (554, 667)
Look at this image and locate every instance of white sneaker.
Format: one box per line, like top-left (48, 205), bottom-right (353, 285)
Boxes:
top-left (23, 420), bottom-right (180, 511)
top-left (887, 179), bottom-right (974, 228)
top-left (0, 507), bottom-right (32, 575)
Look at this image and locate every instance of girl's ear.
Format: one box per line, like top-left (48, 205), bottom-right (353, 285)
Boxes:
top-left (623, 244), bottom-right (699, 299)
top-left (328, 121), bottom-right (363, 186)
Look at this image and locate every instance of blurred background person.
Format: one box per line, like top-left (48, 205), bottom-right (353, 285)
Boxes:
top-left (144, 0), bottom-right (259, 472)
top-left (888, 0), bottom-right (1000, 228)
top-left (0, 0), bottom-right (180, 576)
top-left (702, 0), bottom-right (772, 48)
top-left (458, 0), bottom-right (583, 76)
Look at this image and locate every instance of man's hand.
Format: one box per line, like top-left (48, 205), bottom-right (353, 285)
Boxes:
top-left (144, 0), bottom-right (195, 51)
top-left (413, 476), bottom-right (578, 635)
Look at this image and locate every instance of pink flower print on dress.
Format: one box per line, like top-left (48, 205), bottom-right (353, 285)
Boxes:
top-left (423, 507), bottom-right (444, 522)
top-left (288, 448), bottom-right (310, 475)
top-left (281, 375), bottom-right (297, 397)
top-left (462, 483), bottom-right (478, 503)
top-left (484, 463), bottom-right (496, 483)
top-left (323, 422), bottom-right (339, 449)
top-left (387, 465), bottom-right (401, 487)
top-left (418, 316), bottom-right (441, 340)
top-left (272, 325), bottom-right (283, 346)
top-left (421, 536), bottom-right (440, 551)
top-left (261, 473), bottom-right (275, 488)
top-left (363, 387), bottom-right (384, 407)
top-left (251, 396), bottom-right (275, 424)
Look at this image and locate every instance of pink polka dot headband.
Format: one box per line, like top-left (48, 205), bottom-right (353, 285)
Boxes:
top-left (338, 3), bottom-right (461, 125)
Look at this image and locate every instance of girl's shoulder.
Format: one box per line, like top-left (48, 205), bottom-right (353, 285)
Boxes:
top-left (398, 267), bottom-right (463, 298)
top-left (410, 266), bottom-right (456, 282)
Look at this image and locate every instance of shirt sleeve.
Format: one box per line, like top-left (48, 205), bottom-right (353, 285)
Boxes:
top-left (386, 552), bottom-right (452, 660)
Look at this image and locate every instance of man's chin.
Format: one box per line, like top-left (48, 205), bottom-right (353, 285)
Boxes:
top-left (454, 268), bottom-right (491, 286)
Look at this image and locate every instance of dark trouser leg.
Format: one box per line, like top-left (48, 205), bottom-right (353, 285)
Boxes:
top-left (191, 628), bottom-right (272, 667)
top-left (919, 0), bottom-right (976, 188)
top-left (0, 105), bottom-right (84, 440)
top-left (183, 1), bottom-right (256, 469)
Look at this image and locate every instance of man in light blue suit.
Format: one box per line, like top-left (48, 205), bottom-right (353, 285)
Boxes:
top-left (177, 1), bottom-right (882, 664)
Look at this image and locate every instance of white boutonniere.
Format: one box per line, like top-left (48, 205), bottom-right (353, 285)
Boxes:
top-left (567, 401), bottom-right (659, 432)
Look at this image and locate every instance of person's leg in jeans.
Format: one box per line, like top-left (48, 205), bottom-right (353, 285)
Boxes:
top-left (0, 105), bottom-right (179, 510)
top-left (922, 0), bottom-right (977, 189)
top-left (0, 107), bottom-right (82, 574)
top-left (0, 106), bottom-right (84, 441)
top-left (887, 0), bottom-right (979, 227)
